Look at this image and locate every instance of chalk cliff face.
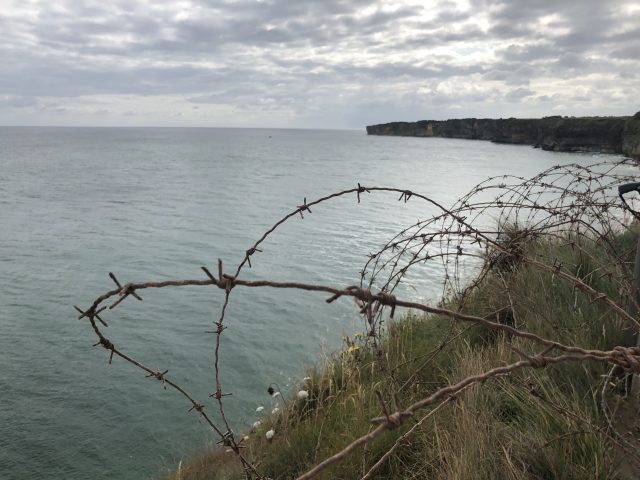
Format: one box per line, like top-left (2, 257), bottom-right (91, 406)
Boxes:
top-left (366, 113), bottom-right (640, 159)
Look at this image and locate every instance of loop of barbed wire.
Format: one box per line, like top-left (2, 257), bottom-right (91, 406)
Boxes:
top-left (77, 158), bottom-right (640, 479)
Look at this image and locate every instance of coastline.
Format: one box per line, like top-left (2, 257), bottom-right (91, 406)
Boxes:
top-left (366, 111), bottom-right (640, 159)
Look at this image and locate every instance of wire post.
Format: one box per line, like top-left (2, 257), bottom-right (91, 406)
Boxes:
top-left (629, 235), bottom-right (640, 400)
top-left (619, 182), bottom-right (640, 400)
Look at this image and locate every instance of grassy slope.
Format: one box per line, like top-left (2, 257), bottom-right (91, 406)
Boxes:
top-left (167, 231), bottom-right (638, 480)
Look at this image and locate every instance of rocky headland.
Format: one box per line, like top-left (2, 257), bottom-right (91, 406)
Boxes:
top-left (366, 111), bottom-right (640, 159)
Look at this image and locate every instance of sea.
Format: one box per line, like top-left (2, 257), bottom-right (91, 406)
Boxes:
top-left (0, 127), bottom-right (629, 479)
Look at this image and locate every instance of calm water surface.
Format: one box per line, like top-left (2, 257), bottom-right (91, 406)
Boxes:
top-left (0, 127), bottom-right (624, 479)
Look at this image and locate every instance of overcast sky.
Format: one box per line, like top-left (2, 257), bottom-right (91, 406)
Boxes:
top-left (1, 0), bottom-right (638, 128)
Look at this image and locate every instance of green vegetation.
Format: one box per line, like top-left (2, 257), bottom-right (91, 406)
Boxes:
top-left (167, 230), bottom-right (638, 479)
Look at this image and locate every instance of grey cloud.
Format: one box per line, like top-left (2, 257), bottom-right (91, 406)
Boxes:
top-left (164, 3), bottom-right (422, 52)
top-left (498, 42), bottom-right (593, 78)
top-left (432, 7), bottom-right (473, 24)
top-left (505, 87), bottom-right (535, 102)
top-left (0, 95), bottom-right (39, 108)
top-left (499, 43), bottom-right (559, 63)
top-left (0, 48), bottom-right (250, 97)
top-left (611, 44), bottom-right (640, 60)
top-left (188, 85), bottom-right (263, 104)
top-left (440, 28), bottom-right (486, 42)
top-left (482, 65), bottom-right (535, 86)
top-left (484, 0), bottom-right (576, 39)
top-left (555, 52), bottom-right (590, 70)
top-left (0, 0), bottom-right (638, 127)
top-left (331, 62), bottom-right (486, 82)
top-left (393, 26), bottom-right (487, 52)
top-left (489, 21), bottom-right (534, 39)
top-left (488, 0), bottom-right (608, 24)
top-left (486, 0), bottom-right (632, 66)
top-left (571, 94), bottom-right (590, 102)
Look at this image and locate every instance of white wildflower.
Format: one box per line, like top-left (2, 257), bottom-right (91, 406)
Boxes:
top-left (272, 407), bottom-right (280, 415)
top-left (256, 406), bottom-right (264, 413)
top-left (303, 376), bottom-right (312, 382)
top-left (265, 429), bottom-right (275, 440)
top-left (243, 436), bottom-right (250, 442)
top-left (252, 421), bottom-right (261, 429)
top-left (297, 390), bottom-right (309, 400)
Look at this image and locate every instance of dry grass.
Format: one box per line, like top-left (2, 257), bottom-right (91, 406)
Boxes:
top-left (164, 231), bottom-right (638, 480)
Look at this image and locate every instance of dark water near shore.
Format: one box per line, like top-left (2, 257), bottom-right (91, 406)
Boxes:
top-left (0, 127), bottom-right (625, 479)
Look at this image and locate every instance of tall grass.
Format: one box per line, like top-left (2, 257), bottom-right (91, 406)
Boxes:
top-left (165, 230), bottom-right (637, 479)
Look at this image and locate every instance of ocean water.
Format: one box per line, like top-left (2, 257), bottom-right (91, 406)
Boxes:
top-left (0, 127), bottom-right (626, 479)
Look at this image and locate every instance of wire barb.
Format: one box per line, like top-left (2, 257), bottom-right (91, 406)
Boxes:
top-left (297, 197), bottom-right (312, 219)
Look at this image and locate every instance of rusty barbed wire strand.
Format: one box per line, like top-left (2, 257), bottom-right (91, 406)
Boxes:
top-left (81, 273), bottom-right (632, 360)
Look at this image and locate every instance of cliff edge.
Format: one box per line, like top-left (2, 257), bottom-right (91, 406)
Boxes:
top-left (366, 112), bottom-right (640, 159)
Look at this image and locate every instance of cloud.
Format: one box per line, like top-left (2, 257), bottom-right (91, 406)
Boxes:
top-left (505, 87), bottom-right (535, 102)
top-left (482, 65), bottom-right (535, 86)
top-left (611, 44), bottom-right (640, 60)
top-left (0, 0), bottom-right (638, 127)
top-left (0, 95), bottom-right (39, 108)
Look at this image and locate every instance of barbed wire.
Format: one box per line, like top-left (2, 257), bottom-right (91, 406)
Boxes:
top-left (76, 158), bottom-right (640, 479)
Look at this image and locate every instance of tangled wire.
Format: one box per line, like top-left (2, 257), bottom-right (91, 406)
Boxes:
top-left (77, 159), bottom-right (640, 479)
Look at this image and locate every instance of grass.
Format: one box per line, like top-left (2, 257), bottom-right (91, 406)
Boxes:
top-left (165, 230), bottom-right (638, 480)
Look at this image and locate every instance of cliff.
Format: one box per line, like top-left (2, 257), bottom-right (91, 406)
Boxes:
top-left (366, 112), bottom-right (640, 159)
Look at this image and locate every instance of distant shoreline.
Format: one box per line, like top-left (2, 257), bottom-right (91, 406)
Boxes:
top-left (367, 112), bottom-right (640, 159)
